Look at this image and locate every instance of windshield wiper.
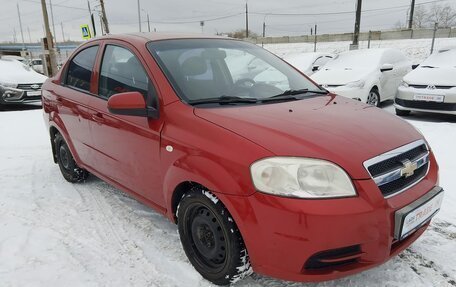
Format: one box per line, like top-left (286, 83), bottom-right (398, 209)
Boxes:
top-left (261, 89), bottom-right (328, 102)
top-left (188, 95), bottom-right (259, 105)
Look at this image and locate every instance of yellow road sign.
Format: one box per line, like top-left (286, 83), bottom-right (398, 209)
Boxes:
top-left (81, 24), bottom-right (92, 40)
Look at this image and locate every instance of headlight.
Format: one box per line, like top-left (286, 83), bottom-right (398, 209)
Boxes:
top-left (250, 157), bottom-right (356, 199)
top-left (345, 80), bottom-right (365, 88)
top-left (0, 82), bottom-right (17, 89)
top-left (400, 80), bottom-right (409, 88)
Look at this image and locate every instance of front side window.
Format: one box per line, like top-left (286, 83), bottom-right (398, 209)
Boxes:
top-left (66, 45), bottom-right (98, 92)
top-left (99, 45), bottom-right (149, 99)
top-left (147, 39), bottom-right (323, 105)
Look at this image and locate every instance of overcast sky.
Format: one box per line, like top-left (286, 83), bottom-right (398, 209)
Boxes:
top-left (0, 0), bottom-right (455, 43)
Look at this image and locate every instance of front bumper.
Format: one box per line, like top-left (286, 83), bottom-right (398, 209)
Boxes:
top-left (395, 86), bottom-right (456, 115)
top-left (0, 87), bottom-right (42, 105)
top-left (219, 152), bottom-right (439, 282)
top-left (327, 86), bottom-right (368, 103)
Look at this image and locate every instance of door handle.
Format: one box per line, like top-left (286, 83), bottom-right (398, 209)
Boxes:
top-left (91, 113), bottom-right (105, 124)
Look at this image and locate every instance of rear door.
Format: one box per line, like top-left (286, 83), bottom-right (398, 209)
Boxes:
top-left (87, 41), bottom-right (165, 207)
top-left (56, 44), bottom-right (99, 166)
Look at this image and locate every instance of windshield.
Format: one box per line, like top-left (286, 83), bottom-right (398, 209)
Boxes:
top-left (147, 39), bottom-right (323, 104)
top-left (420, 49), bottom-right (456, 68)
top-left (324, 50), bottom-right (382, 70)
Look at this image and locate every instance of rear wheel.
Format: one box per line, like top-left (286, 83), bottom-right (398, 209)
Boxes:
top-left (54, 133), bottom-right (88, 182)
top-left (395, 108), bottom-right (411, 116)
top-left (367, 88), bottom-right (380, 107)
top-left (177, 187), bottom-right (252, 285)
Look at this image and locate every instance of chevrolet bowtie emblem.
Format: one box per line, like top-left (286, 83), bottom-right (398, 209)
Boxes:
top-left (400, 160), bottom-right (418, 178)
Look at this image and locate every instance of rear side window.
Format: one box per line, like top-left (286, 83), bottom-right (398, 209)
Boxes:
top-left (99, 45), bottom-right (149, 99)
top-left (66, 46), bottom-right (98, 92)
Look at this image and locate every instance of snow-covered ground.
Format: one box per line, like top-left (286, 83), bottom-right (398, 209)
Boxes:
top-left (1, 38), bottom-right (456, 287)
top-left (265, 38), bottom-right (456, 63)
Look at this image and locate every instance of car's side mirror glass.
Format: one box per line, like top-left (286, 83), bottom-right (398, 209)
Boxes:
top-left (380, 63), bottom-right (394, 72)
top-left (412, 64), bottom-right (419, 70)
top-left (107, 91), bottom-right (159, 119)
top-left (312, 65), bottom-right (320, 72)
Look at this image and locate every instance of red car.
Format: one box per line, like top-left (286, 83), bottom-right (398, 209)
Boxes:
top-left (42, 33), bottom-right (444, 285)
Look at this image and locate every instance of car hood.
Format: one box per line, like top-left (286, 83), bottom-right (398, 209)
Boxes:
top-left (194, 95), bottom-right (422, 179)
top-left (311, 68), bottom-right (371, 85)
top-left (404, 67), bottom-right (456, 86)
top-left (0, 60), bottom-right (47, 84)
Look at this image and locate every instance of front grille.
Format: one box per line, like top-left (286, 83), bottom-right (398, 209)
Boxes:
top-left (364, 140), bottom-right (429, 198)
top-left (17, 83), bottom-right (42, 91)
top-left (409, 84), bottom-right (454, 90)
top-left (395, 98), bottom-right (456, 111)
top-left (378, 163), bottom-right (428, 197)
top-left (368, 144), bottom-right (427, 177)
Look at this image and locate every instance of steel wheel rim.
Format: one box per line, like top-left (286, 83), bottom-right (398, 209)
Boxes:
top-left (187, 204), bottom-right (227, 271)
top-left (59, 145), bottom-right (70, 169)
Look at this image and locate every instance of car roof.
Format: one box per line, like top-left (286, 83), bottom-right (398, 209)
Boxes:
top-left (87, 32), bottom-right (230, 45)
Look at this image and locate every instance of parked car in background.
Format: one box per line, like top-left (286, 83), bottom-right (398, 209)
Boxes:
top-left (395, 47), bottom-right (456, 116)
top-left (311, 48), bottom-right (411, 106)
top-left (285, 52), bottom-right (335, 75)
top-left (0, 58), bottom-right (47, 106)
top-left (42, 34), bottom-right (442, 285)
top-left (30, 58), bottom-right (44, 74)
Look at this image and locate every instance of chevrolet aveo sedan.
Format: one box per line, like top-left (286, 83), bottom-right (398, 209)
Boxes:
top-left (42, 34), bottom-right (443, 285)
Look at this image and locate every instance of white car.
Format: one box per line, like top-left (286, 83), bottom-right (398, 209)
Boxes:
top-left (30, 58), bottom-right (44, 74)
top-left (395, 48), bottom-right (456, 116)
top-left (285, 52), bottom-right (335, 75)
top-left (0, 58), bottom-right (47, 106)
top-left (1, 55), bottom-right (28, 65)
top-left (311, 48), bottom-right (412, 106)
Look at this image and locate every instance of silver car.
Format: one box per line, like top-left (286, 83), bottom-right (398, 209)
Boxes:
top-left (395, 48), bottom-right (456, 116)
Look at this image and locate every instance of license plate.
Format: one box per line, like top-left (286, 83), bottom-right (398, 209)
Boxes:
top-left (413, 94), bottom-right (444, 102)
top-left (27, 91), bottom-right (41, 96)
top-left (396, 190), bottom-right (444, 240)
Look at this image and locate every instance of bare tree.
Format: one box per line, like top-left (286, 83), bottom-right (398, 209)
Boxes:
top-left (413, 5), bottom-right (428, 28)
top-left (426, 4), bottom-right (456, 28)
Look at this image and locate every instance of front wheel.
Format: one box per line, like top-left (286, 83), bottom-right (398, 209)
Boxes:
top-left (367, 88), bottom-right (380, 107)
top-left (54, 133), bottom-right (89, 183)
top-left (177, 187), bottom-right (252, 285)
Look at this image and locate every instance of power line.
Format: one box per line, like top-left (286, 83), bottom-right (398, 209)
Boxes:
top-left (250, 0), bottom-right (452, 16)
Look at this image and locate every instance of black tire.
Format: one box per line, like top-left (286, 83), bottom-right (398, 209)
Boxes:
top-left (366, 88), bottom-right (380, 107)
top-left (395, 108), bottom-right (411, 116)
top-left (177, 187), bottom-right (252, 285)
top-left (54, 133), bottom-right (89, 183)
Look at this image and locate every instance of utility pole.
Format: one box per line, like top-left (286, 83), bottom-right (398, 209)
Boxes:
top-left (49, 0), bottom-right (57, 46)
top-left (137, 0), bottom-right (142, 32)
top-left (408, 0), bottom-right (415, 29)
top-left (262, 21), bottom-right (266, 37)
top-left (314, 24), bottom-right (317, 52)
top-left (200, 21), bottom-right (205, 33)
top-left (13, 28), bottom-right (17, 43)
top-left (17, 3), bottom-right (26, 50)
top-left (40, 0), bottom-right (57, 76)
top-left (100, 0), bottom-right (110, 34)
top-left (61, 22), bottom-right (65, 43)
top-left (245, 2), bottom-right (249, 38)
top-left (147, 13), bottom-right (150, 32)
top-left (87, 1), bottom-right (97, 37)
top-left (351, 0), bottom-right (362, 50)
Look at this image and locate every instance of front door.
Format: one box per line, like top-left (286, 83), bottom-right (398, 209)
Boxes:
top-left (87, 43), bottom-right (165, 207)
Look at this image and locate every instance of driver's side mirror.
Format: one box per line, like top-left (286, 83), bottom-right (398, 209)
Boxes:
top-left (380, 63), bottom-right (394, 72)
top-left (312, 65), bottom-right (320, 72)
top-left (108, 91), bottom-right (159, 119)
top-left (412, 64), bottom-right (419, 70)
